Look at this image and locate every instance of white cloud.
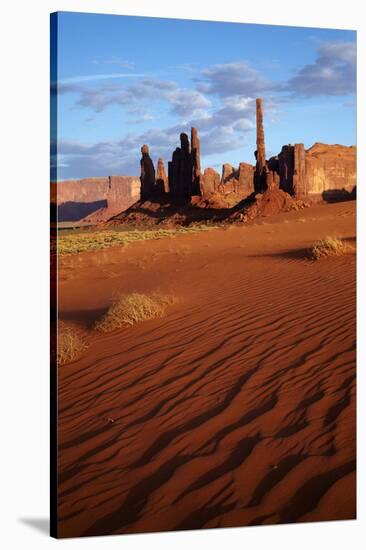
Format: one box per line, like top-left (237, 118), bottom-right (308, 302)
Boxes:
top-left (285, 41), bottom-right (356, 96)
top-left (196, 61), bottom-right (274, 97)
top-left (165, 88), bottom-right (211, 119)
top-left (56, 77), bottom-right (212, 122)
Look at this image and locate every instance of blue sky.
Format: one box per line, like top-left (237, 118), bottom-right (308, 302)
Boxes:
top-left (52, 12), bottom-right (356, 180)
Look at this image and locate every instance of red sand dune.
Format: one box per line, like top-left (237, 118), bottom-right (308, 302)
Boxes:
top-left (57, 200), bottom-right (356, 537)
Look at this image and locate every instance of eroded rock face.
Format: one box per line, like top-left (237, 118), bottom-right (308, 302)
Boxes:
top-left (256, 98), bottom-right (266, 171)
top-left (168, 129), bottom-right (202, 200)
top-left (268, 155), bottom-right (279, 173)
top-left (219, 162), bottom-right (254, 199)
top-left (156, 158), bottom-right (169, 194)
top-left (140, 144), bottom-right (156, 200)
top-left (135, 98), bottom-right (356, 208)
top-left (278, 145), bottom-right (294, 195)
top-left (293, 144), bottom-right (307, 198)
top-left (255, 98), bottom-right (267, 192)
top-left (178, 133), bottom-right (192, 199)
top-left (238, 162), bottom-right (255, 197)
top-left (265, 169), bottom-right (280, 191)
top-left (201, 167), bottom-right (221, 198)
top-left (191, 127), bottom-right (201, 196)
top-left (253, 99), bottom-right (356, 201)
top-left (51, 176), bottom-right (140, 222)
top-left (276, 142), bottom-right (356, 201)
top-left (304, 143), bottom-right (356, 200)
top-left (168, 148), bottom-right (181, 197)
top-left (222, 164), bottom-right (236, 184)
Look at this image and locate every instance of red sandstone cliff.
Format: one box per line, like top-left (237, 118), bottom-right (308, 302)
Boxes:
top-left (274, 142), bottom-right (356, 201)
top-left (51, 176), bottom-right (140, 222)
top-left (304, 143), bottom-right (356, 200)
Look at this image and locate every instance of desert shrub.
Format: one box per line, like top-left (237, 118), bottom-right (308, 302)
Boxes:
top-left (95, 293), bottom-right (176, 332)
top-left (311, 236), bottom-right (350, 260)
top-left (58, 322), bottom-right (87, 365)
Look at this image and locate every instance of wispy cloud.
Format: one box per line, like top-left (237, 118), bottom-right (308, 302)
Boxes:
top-left (168, 63), bottom-right (196, 73)
top-left (56, 77), bottom-right (211, 120)
top-left (92, 57), bottom-right (136, 69)
top-left (58, 72), bottom-right (147, 85)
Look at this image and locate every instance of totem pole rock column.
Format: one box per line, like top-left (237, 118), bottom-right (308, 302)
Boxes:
top-left (140, 144), bottom-right (156, 200)
top-left (156, 158), bottom-right (169, 194)
top-left (191, 127), bottom-right (201, 196)
top-left (256, 98), bottom-right (266, 172)
top-left (178, 133), bottom-right (192, 199)
top-left (168, 147), bottom-right (181, 198)
top-left (254, 98), bottom-right (267, 192)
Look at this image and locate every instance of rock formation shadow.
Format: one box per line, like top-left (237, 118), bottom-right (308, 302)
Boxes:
top-left (57, 200), bottom-right (108, 222)
top-left (322, 187), bottom-right (356, 203)
top-left (110, 195), bottom-right (237, 226)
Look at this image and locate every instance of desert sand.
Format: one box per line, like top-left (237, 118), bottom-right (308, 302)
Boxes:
top-left (57, 200), bottom-right (356, 537)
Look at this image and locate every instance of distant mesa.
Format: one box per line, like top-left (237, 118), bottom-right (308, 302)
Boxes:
top-left (51, 176), bottom-right (140, 223)
top-left (52, 97), bottom-right (356, 224)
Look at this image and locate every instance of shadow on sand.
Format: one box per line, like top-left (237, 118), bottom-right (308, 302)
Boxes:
top-left (247, 248), bottom-right (313, 262)
top-left (59, 307), bottom-right (109, 330)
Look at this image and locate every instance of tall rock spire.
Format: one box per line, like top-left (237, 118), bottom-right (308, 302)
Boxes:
top-left (156, 158), bottom-right (169, 194)
top-left (256, 98), bottom-right (266, 173)
top-left (254, 98), bottom-right (267, 192)
top-left (140, 144), bottom-right (155, 200)
top-left (191, 127), bottom-right (201, 195)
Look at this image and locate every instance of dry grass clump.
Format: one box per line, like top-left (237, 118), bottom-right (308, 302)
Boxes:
top-left (58, 322), bottom-right (87, 365)
top-left (311, 236), bottom-right (350, 260)
top-left (95, 293), bottom-right (176, 332)
top-left (56, 226), bottom-right (217, 255)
